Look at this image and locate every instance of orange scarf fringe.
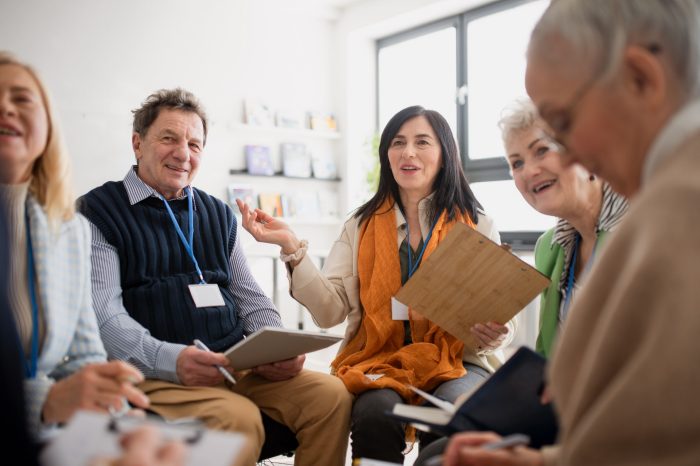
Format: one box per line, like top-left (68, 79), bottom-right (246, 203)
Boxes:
top-left (331, 198), bottom-right (475, 405)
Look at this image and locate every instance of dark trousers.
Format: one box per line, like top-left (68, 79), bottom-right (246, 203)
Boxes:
top-left (350, 363), bottom-right (489, 462)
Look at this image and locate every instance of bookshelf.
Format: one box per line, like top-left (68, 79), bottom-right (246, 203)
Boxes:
top-left (231, 123), bottom-right (341, 140)
top-left (227, 119), bottom-right (345, 230)
top-left (228, 169), bottom-right (341, 182)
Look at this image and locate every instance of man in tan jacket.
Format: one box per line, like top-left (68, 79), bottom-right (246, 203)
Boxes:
top-left (441, 1), bottom-right (700, 465)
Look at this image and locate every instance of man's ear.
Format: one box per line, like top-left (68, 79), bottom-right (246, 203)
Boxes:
top-left (622, 45), bottom-right (667, 111)
top-left (132, 132), bottom-right (142, 161)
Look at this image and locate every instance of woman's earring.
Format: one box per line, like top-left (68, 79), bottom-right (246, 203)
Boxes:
top-left (589, 174), bottom-right (595, 181)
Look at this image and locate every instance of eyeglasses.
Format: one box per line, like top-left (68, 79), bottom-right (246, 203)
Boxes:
top-left (541, 43), bottom-right (662, 146)
top-left (541, 73), bottom-right (600, 145)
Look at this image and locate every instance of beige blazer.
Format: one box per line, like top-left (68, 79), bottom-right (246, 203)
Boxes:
top-left (543, 132), bottom-right (700, 465)
top-left (289, 199), bottom-right (516, 373)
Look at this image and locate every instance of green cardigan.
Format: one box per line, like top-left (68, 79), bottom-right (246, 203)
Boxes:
top-left (534, 229), bottom-right (609, 358)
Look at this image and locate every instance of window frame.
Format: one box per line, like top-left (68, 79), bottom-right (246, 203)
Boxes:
top-left (376, 0), bottom-right (545, 248)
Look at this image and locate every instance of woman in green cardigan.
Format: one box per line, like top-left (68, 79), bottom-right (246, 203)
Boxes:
top-left (499, 100), bottom-right (628, 357)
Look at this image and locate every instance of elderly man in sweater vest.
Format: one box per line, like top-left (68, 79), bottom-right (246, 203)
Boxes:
top-left (440, 1), bottom-right (700, 465)
top-left (79, 88), bottom-right (351, 466)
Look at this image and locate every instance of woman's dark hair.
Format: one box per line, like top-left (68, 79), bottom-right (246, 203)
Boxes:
top-left (355, 105), bottom-right (481, 225)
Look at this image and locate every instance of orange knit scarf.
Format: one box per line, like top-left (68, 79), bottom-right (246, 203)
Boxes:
top-left (331, 198), bottom-right (475, 404)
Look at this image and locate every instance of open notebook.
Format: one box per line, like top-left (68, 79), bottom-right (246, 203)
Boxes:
top-left (388, 347), bottom-right (558, 448)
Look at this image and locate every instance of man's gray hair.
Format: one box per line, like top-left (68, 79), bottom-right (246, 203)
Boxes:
top-left (529, 0), bottom-right (700, 98)
top-left (498, 99), bottom-right (541, 146)
top-left (132, 88), bottom-right (208, 145)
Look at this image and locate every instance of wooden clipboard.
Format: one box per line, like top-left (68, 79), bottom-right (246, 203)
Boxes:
top-left (395, 223), bottom-right (550, 347)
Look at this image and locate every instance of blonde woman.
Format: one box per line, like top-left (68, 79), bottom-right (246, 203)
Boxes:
top-left (0, 52), bottom-right (148, 437)
top-left (499, 100), bottom-right (628, 357)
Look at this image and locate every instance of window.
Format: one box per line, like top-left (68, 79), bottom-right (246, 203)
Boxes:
top-left (377, 0), bottom-right (550, 248)
top-left (377, 19), bottom-right (458, 133)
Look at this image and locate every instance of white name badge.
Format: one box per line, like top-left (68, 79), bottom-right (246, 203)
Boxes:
top-left (391, 297), bottom-right (409, 321)
top-left (188, 284), bottom-right (226, 308)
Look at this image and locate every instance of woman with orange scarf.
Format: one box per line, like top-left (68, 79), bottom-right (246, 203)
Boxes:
top-left (238, 106), bottom-right (517, 463)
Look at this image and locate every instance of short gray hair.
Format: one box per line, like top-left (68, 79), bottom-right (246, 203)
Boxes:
top-left (132, 88), bottom-right (208, 145)
top-left (529, 0), bottom-right (700, 98)
top-left (498, 99), bottom-right (542, 146)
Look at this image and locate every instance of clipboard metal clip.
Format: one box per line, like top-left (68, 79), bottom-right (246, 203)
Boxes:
top-left (108, 415), bottom-right (205, 445)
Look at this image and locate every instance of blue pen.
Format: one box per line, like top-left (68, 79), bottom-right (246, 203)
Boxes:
top-left (193, 339), bottom-right (237, 385)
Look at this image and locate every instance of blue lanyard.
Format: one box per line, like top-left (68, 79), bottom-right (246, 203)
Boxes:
top-left (562, 234), bottom-right (580, 316)
top-left (23, 210), bottom-right (39, 379)
top-left (405, 215), bottom-right (439, 279)
top-left (159, 187), bottom-right (205, 284)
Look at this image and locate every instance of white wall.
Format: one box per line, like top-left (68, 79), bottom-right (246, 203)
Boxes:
top-left (0, 0), bottom-right (346, 336)
top-left (0, 0), bottom-right (338, 199)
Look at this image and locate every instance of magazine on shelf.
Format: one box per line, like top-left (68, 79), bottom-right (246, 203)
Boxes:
top-left (227, 184), bottom-right (257, 214)
top-left (317, 189), bottom-right (339, 218)
top-left (245, 144), bottom-right (275, 176)
top-left (258, 192), bottom-right (284, 217)
top-left (387, 347), bottom-right (558, 448)
top-left (281, 142), bottom-right (311, 178)
top-left (243, 98), bottom-right (274, 127)
top-left (311, 152), bottom-right (337, 179)
top-left (276, 109), bottom-right (306, 129)
top-left (308, 112), bottom-right (338, 131)
top-left (288, 191), bottom-right (321, 218)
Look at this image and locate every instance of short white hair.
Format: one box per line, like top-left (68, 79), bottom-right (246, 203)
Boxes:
top-left (529, 0), bottom-right (700, 98)
top-left (498, 99), bottom-right (542, 147)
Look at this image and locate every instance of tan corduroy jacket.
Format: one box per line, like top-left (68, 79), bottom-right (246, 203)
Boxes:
top-left (288, 198), bottom-right (517, 374)
top-left (542, 130), bottom-right (700, 465)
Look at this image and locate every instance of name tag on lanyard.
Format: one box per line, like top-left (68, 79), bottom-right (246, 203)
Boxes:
top-left (160, 188), bottom-right (225, 309)
top-left (189, 284), bottom-right (226, 308)
top-left (391, 297), bottom-right (410, 321)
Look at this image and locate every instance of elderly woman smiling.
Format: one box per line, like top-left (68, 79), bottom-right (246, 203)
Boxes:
top-left (498, 100), bottom-right (628, 357)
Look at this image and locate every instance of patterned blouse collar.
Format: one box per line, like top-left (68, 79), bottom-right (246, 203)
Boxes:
top-left (551, 182), bottom-right (629, 292)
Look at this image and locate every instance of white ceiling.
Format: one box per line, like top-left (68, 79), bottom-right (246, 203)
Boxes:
top-left (299, 0), bottom-right (366, 9)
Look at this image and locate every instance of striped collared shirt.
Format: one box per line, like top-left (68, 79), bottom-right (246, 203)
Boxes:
top-left (552, 182), bottom-right (628, 322)
top-left (88, 167), bottom-right (282, 383)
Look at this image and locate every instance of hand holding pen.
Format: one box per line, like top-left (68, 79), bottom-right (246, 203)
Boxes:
top-left (193, 339), bottom-right (237, 385)
top-left (431, 433), bottom-right (536, 466)
top-left (175, 340), bottom-right (236, 386)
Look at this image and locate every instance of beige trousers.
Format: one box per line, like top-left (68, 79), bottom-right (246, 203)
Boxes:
top-left (139, 369), bottom-right (352, 466)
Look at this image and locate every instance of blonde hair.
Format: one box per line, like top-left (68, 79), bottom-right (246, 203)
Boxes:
top-left (0, 52), bottom-right (75, 224)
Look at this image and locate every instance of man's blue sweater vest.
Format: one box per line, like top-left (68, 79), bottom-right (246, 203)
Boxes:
top-left (80, 182), bottom-right (245, 352)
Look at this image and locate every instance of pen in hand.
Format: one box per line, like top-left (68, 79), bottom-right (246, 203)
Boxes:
top-left (193, 339), bottom-right (237, 385)
top-left (424, 433), bottom-right (531, 466)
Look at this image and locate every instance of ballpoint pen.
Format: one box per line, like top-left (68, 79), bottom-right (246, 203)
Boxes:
top-left (193, 339), bottom-right (237, 385)
top-left (424, 434), bottom-right (531, 466)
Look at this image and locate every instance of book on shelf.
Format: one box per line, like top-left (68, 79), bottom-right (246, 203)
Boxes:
top-left (243, 98), bottom-right (275, 127)
top-left (287, 191), bottom-right (321, 218)
top-left (281, 143), bottom-right (311, 178)
top-left (308, 112), bottom-right (338, 131)
top-left (276, 109), bottom-right (306, 129)
top-left (258, 192), bottom-right (284, 217)
top-left (227, 184), bottom-right (257, 214)
top-left (244, 144), bottom-right (275, 176)
top-left (311, 151), bottom-right (337, 179)
top-left (317, 189), bottom-right (340, 218)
